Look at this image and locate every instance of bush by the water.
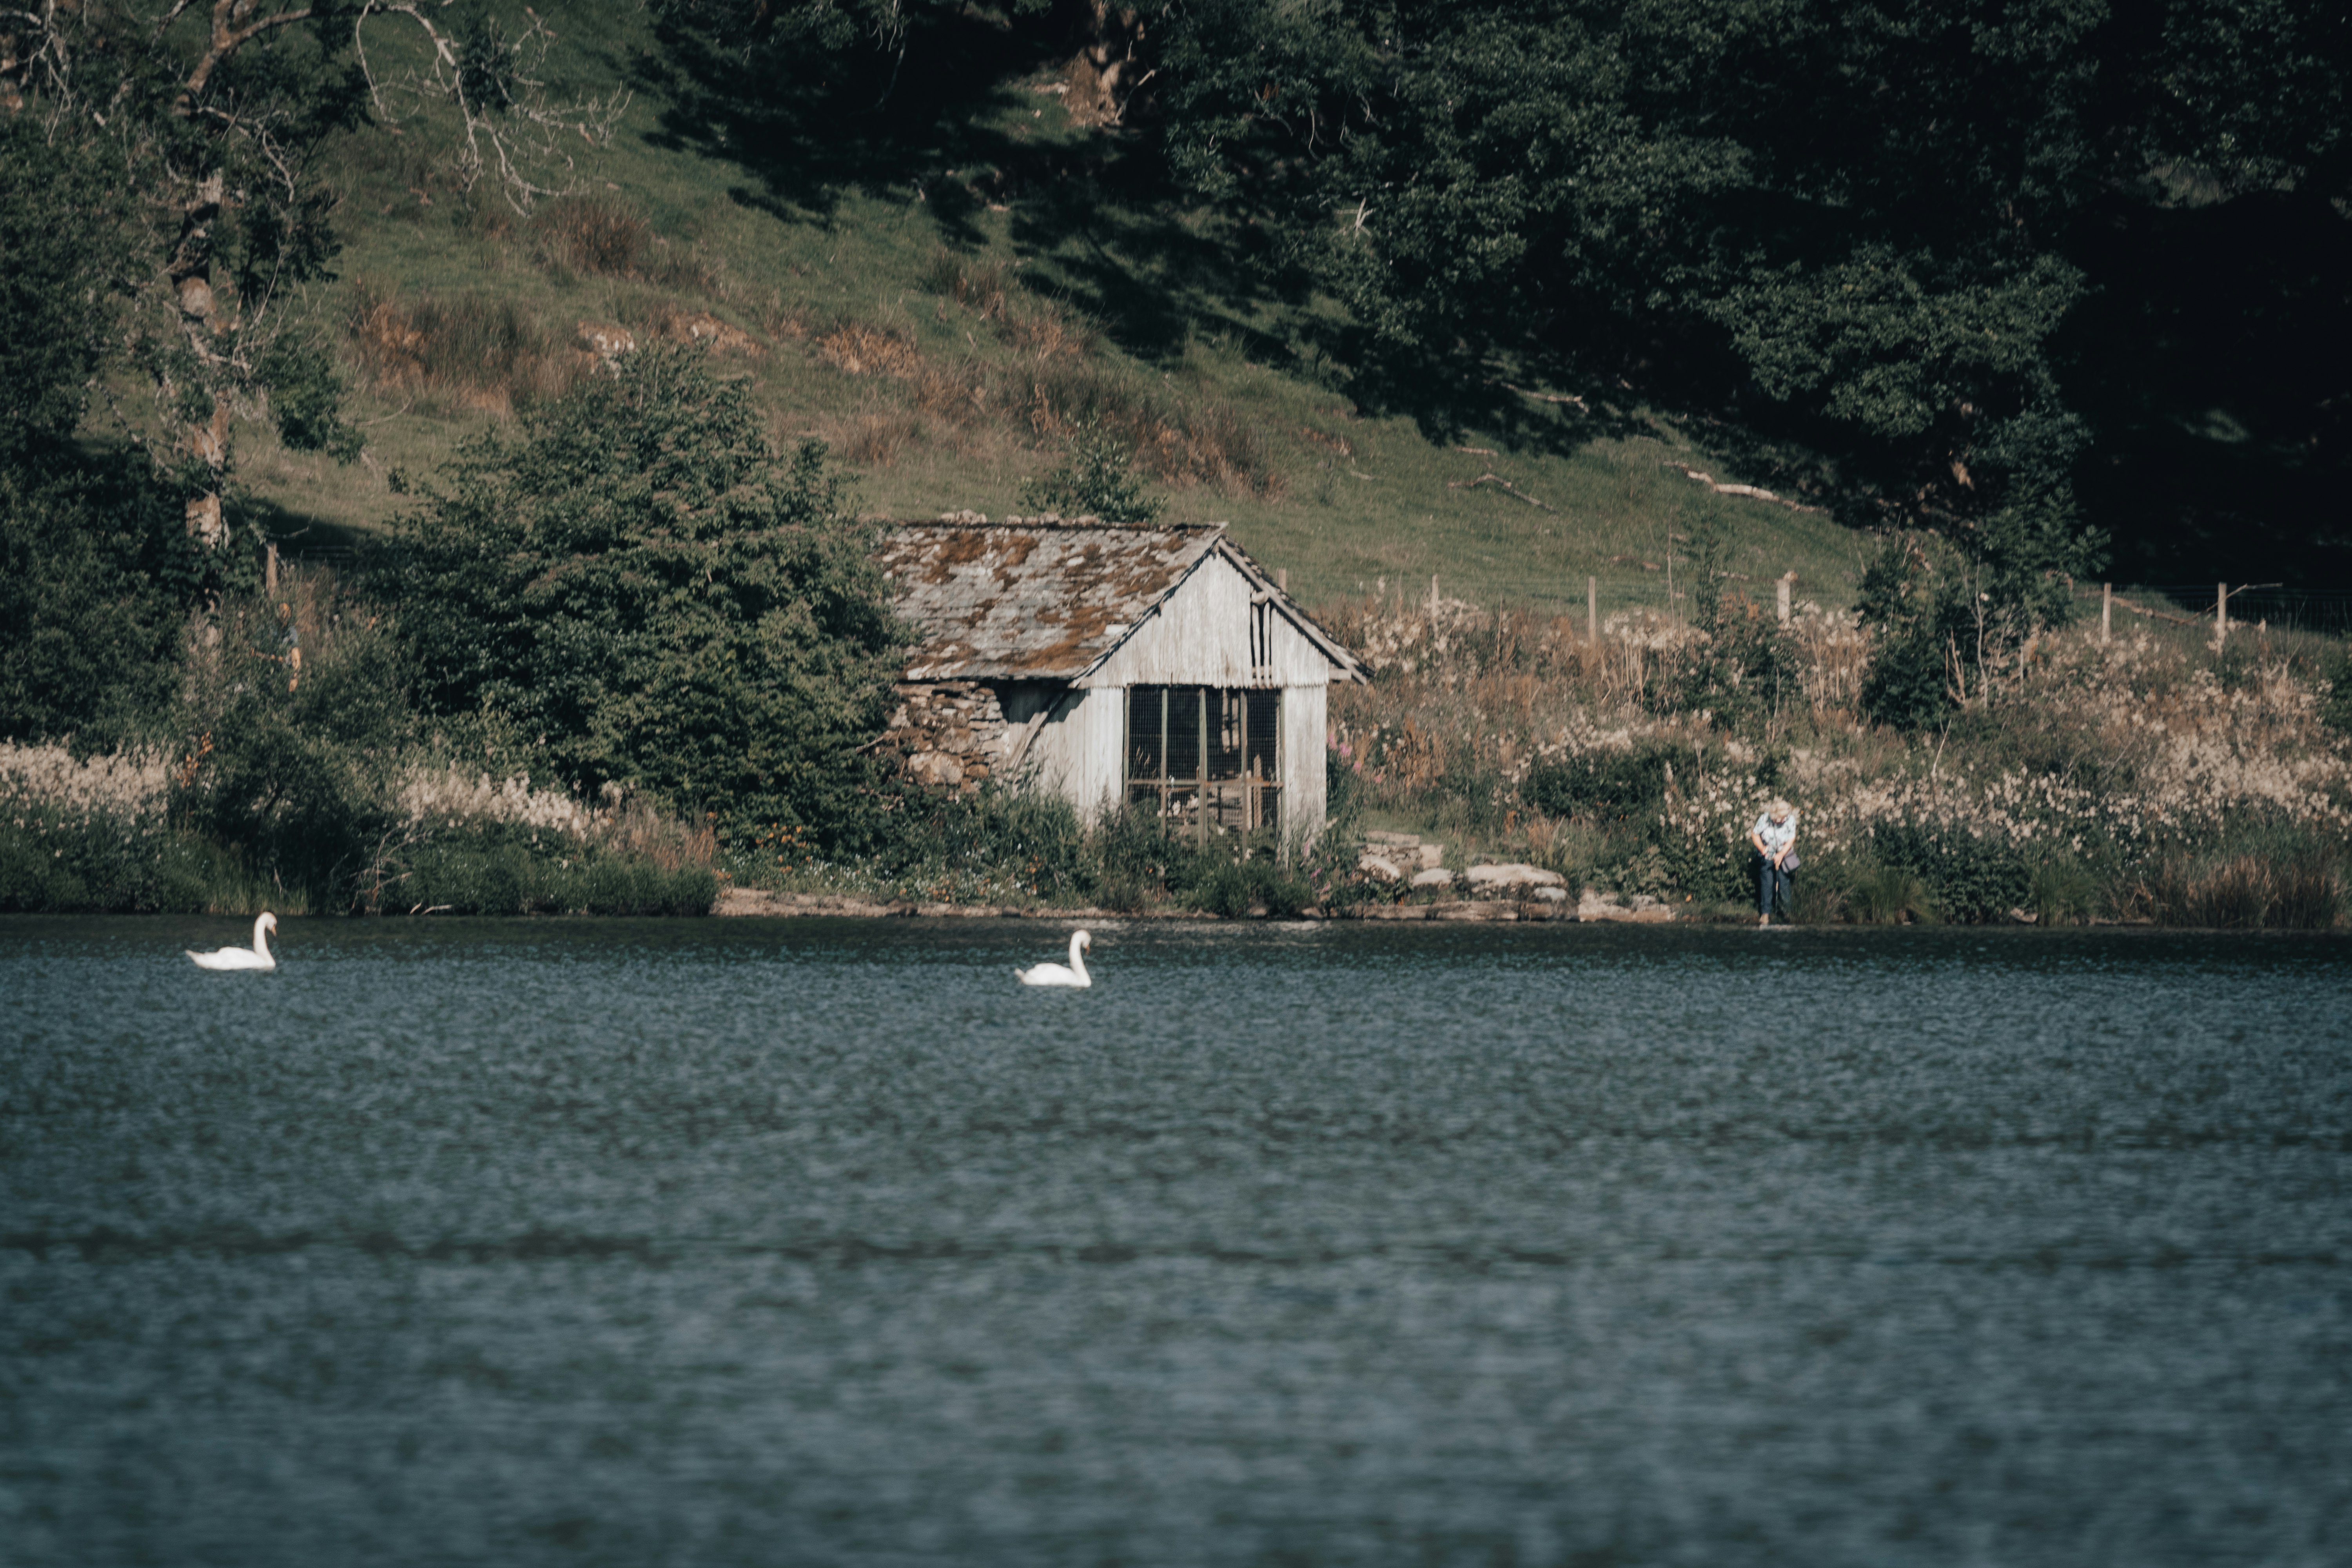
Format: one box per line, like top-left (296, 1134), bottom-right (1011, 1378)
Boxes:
top-left (728, 780), bottom-right (1321, 916)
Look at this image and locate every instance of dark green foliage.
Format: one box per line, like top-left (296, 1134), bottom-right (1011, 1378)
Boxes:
top-left (0, 464), bottom-right (206, 744)
top-left (394, 344), bottom-right (906, 842)
top-left (1523, 743), bottom-right (1696, 821)
top-left (1860, 821), bottom-right (2031, 924)
top-left (171, 597), bottom-right (415, 905)
top-left (258, 339), bottom-right (364, 461)
top-left (1683, 595), bottom-right (1800, 730)
top-left (1853, 536), bottom-right (1966, 731)
top-left (1020, 419), bottom-right (1163, 525)
top-left (1653, 828), bottom-right (1748, 908)
top-left (181, 709), bottom-right (394, 901)
top-left (1152, 2), bottom-right (2111, 500)
top-left (1185, 856), bottom-right (1315, 919)
top-left (1431, 751), bottom-right (1510, 838)
top-left (0, 117), bottom-right (133, 462)
top-left (0, 115), bottom-right (215, 741)
top-left (854, 785), bottom-right (1318, 914)
top-left (1853, 552), bottom-right (1947, 738)
top-left (1144, 0), bottom-right (2352, 570)
top-left (1325, 744), bottom-right (1366, 832)
top-left (867, 786), bottom-right (1095, 899)
top-left (0, 809), bottom-right (231, 913)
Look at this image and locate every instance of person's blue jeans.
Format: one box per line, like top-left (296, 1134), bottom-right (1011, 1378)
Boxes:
top-left (1758, 857), bottom-right (1793, 917)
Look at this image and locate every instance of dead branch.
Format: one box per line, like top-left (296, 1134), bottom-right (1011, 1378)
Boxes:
top-left (1662, 462), bottom-right (1827, 515)
top-left (1501, 381), bottom-right (1588, 411)
top-left (352, 2), bottom-right (630, 213)
top-left (1447, 472), bottom-right (1554, 510)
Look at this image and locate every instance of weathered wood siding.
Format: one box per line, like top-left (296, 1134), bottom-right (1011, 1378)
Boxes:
top-left (1281, 681), bottom-right (1328, 841)
top-left (1078, 555), bottom-right (1332, 691)
top-left (1020, 686), bottom-right (1124, 819)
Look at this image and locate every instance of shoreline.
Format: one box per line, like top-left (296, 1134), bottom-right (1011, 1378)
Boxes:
top-left (714, 887), bottom-right (1680, 922)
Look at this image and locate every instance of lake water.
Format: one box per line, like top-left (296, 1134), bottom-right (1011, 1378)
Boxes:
top-left (2, 916), bottom-right (2347, 1566)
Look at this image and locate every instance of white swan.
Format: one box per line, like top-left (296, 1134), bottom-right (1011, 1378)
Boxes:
top-left (1016, 929), bottom-right (1092, 988)
top-left (187, 912), bottom-right (278, 972)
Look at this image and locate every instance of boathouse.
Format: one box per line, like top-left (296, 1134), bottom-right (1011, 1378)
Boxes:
top-left (875, 514), bottom-right (1366, 842)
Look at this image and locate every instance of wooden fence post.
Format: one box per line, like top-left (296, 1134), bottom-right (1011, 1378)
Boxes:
top-left (2217, 581), bottom-right (2229, 642)
top-left (1587, 576), bottom-right (1598, 642)
top-left (265, 542), bottom-right (278, 594)
top-left (1275, 568), bottom-right (1287, 593)
top-left (1775, 573), bottom-right (1792, 625)
top-left (2101, 582), bottom-right (2111, 644)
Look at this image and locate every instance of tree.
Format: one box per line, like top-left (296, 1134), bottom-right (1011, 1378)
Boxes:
top-left (1019, 418), bottom-right (1163, 524)
top-left (394, 343), bottom-right (906, 839)
top-left (1145, 0), bottom-right (2348, 568)
top-left (2, 0), bottom-right (624, 550)
top-left (0, 113), bottom-right (220, 741)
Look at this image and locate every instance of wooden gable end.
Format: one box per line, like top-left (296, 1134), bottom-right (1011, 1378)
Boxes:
top-left (1076, 550), bottom-right (1340, 690)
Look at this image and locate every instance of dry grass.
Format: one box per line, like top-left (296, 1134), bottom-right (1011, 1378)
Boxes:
top-left (827, 410), bottom-right (924, 467)
top-left (0, 743), bottom-right (170, 815)
top-left (2132, 852), bottom-right (2341, 929)
top-left (813, 312), bottom-right (1278, 495)
top-left (347, 281), bottom-right (586, 414)
top-left (529, 195), bottom-right (720, 292)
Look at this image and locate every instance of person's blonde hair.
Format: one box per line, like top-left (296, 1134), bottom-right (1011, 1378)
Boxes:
top-left (1768, 799), bottom-right (1793, 820)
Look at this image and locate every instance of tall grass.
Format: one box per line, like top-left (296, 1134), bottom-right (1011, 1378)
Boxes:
top-left (1318, 585), bottom-right (2352, 925)
top-left (2132, 842), bottom-right (2342, 929)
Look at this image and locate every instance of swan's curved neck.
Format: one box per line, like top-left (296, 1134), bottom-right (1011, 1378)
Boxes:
top-left (251, 915), bottom-right (273, 960)
top-left (1066, 932), bottom-right (1089, 980)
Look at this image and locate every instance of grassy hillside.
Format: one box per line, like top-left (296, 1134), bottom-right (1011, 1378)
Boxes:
top-left (230, 0), bottom-right (1867, 620)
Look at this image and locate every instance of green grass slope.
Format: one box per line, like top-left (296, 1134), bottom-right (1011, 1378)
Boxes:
top-left (238, 0), bottom-right (1867, 619)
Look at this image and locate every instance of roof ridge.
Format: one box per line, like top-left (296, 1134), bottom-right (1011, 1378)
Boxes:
top-left (903, 513), bottom-right (1225, 530)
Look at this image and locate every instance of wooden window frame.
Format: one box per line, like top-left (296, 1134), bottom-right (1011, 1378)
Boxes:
top-left (1123, 685), bottom-right (1282, 846)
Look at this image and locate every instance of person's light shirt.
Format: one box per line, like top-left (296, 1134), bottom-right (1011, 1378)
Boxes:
top-left (1753, 812), bottom-right (1796, 856)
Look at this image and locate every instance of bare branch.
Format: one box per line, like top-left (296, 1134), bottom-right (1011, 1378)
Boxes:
top-left (351, 1), bottom-right (628, 213)
top-left (182, 2), bottom-right (318, 107)
top-left (1446, 472), bottom-right (1555, 510)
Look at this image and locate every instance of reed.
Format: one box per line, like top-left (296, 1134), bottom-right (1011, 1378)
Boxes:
top-left (2134, 843), bottom-right (2341, 930)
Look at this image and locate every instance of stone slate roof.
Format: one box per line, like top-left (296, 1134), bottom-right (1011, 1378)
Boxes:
top-left (879, 515), bottom-right (1361, 683)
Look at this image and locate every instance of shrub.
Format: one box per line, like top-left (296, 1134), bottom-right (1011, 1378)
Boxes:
top-left (1020, 417), bottom-right (1163, 524)
top-left (394, 343), bottom-right (905, 846)
top-left (2028, 859), bottom-right (2102, 925)
top-left (868, 785), bottom-right (1094, 901)
top-left (1523, 742), bottom-right (1696, 821)
top-left (395, 830), bottom-right (717, 915)
top-left (1846, 863), bottom-right (1937, 924)
top-left (1861, 820), bottom-right (2029, 923)
top-left (2321, 647), bottom-right (2352, 739)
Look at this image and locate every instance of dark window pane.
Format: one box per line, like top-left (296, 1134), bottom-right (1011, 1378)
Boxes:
top-left (1245, 691), bottom-right (1280, 782)
top-left (1209, 689), bottom-right (1244, 780)
top-left (1166, 686), bottom-right (1201, 782)
top-left (1126, 686), bottom-right (1164, 781)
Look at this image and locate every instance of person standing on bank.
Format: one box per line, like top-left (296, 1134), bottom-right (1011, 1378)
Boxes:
top-left (1750, 799), bottom-right (1798, 926)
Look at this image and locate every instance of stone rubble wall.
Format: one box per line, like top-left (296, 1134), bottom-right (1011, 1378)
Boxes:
top-left (878, 680), bottom-right (1010, 795)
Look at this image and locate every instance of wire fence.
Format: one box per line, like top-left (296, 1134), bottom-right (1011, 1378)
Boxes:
top-left (2117, 584), bottom-right (2352, 636)
top-left (257, 532), bottom-right (2350, 641)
